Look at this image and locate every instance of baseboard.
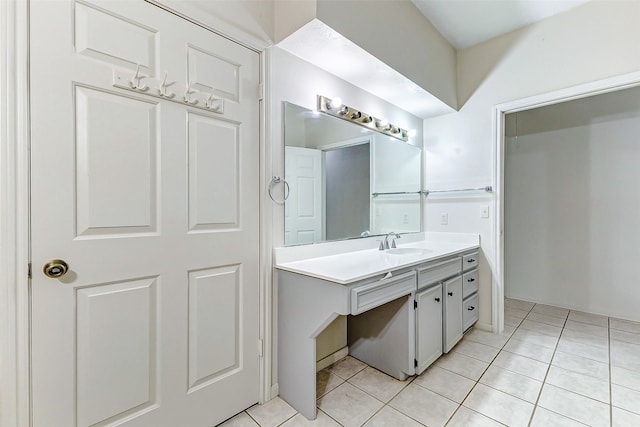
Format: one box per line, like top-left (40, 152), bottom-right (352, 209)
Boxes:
top-left (316, 346), bottom-right (349, 372)
top-left (269, 383), bottom-right (279, 400)
top-left (474, 322), bottom-right (492, 332)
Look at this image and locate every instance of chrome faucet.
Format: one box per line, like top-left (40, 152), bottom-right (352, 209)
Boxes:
top-left (379, 232), bottom-right (401, 250)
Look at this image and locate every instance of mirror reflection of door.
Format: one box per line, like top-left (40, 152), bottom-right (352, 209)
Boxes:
top-left (324, 143), bottom-right (371, 240)
top-left (284, 146), bottom-right (323, 245)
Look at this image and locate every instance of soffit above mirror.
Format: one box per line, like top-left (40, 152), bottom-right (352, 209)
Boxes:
top-left (277, 19), bottom-right (456, 119)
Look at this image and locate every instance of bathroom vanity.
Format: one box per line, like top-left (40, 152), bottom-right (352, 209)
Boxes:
top-left (274, 233), bottom-right (480, 419)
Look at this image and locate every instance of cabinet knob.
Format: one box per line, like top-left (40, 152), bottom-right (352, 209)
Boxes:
top-left (468, 306), bottom-right (475, 311)
top-left (447, 291), bottom-right (453, 296)
top-left (434, 297), bottom-right (440, 302)
top-left (467, 258), bottom-right (475, 263)
top-left (467, 278), bottom-right (475, 282)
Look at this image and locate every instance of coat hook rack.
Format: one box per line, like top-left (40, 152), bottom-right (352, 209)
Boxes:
top-left (113, 68), bottom-right (225, 115)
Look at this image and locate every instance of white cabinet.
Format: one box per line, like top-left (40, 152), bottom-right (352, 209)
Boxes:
top-left (415, 284), bottom-right (442, 374)
top-left (443, 275), bottom-right (463, 353)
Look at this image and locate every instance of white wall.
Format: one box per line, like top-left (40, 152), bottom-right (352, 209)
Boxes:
top-left (154, 0), bottom-right (274, 47)
top-left (270, 46), bottom-right (423, 385)
top-left (505, 86), bottom-right (640, 321)
top-left (315, 0), bottom-right (457, 110)
top-left (423, 0), bottom-right (640, 328)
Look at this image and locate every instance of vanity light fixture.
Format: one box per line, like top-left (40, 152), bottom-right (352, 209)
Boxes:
top-left (317, 95), bottom-right (408, 142)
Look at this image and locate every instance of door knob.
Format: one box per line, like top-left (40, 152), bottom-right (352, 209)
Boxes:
top-left (43, 259), bottom-right (69, 278)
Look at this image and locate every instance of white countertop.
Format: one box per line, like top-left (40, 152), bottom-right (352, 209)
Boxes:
top-left (274, 232), bottom-right (480, 284)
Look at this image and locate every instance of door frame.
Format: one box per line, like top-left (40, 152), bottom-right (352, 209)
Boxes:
top-left (492, 70), bottom-right (640, 334)
top-left (0, 2), bottom-right (273, 426)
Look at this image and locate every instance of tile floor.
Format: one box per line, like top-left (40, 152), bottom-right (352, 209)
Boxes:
top-left (220, 299), bottom-right (640, 426)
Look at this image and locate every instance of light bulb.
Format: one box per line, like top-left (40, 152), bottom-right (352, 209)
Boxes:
top-left (329, 97), bottom-right (343, 110)
top-left (377, 119), bottom-right (389, 129)
top-left (407, 129), bottom-right (417, 138)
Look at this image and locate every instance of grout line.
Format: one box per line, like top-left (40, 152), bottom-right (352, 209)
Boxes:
top-left (526, 302), bottom-right (569, 427)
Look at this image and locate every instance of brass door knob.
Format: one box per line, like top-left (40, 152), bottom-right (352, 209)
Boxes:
top-left (43, 259), bottom-right (69, 278)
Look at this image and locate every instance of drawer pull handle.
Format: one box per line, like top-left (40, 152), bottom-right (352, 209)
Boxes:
top-left (468, 306), bottom-right (475, 311)
top-left (447, 291), bottom-right (453, 296)
top-left (467, 278), bottom-right (475, 282)
top-left (467, 258), bottom-right (475, 263)
top-left (434, 297), bottom-right (440, 302)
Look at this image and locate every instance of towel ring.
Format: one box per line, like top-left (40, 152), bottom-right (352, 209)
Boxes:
top-left (268, 176), bottom-right (290, 204)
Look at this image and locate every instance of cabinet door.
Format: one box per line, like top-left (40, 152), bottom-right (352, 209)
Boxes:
top-left (415, 284), bottom-right (442, 374)
top-left (443, 276), bottom-right (463, 353)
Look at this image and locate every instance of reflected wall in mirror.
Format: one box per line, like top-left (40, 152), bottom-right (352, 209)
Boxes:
top-left (284, 102), bottom-right (422, 246)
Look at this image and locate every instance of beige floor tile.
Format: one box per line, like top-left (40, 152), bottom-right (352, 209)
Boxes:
top-left (611, 340), bottom-right (640, 372)
top-left (317, 382), bottom-right (384, 427)
top-left (612, 365), bottom-right (640, 391)
top-left (531, 304), bottom-right (569, 319)
top-left (348, 367), bottom-right (409, 403)
top-left (316, 369), bottom-right (344, 398)
top-left (447, 406), bottom-right (504, 427)
top-left (504, 315), bottom-right (523, 327)
top-left (611, 328), bottom-right (640, 345)
top-left (505, 299), bottom-right (535, 311)
top-left (613, 407), bottom-right (640, 427)
top-left (280, 410), bottom-right (341, 427)
top-left (611, 318), bottom-right (640, 334)
top-left (503, 338), bottom-right (554, 363)
top-left (530, 407), bottom-right (587, 427)
top-left (538, 384), bottom-right (610, 427)
top-left (556, 339), bottom-right (609, 363)
top-left (465, 328), bottom-right (512, 349)
top-left (512, 328), bottom-right (559, 349)
top-left (463, 383), bottom-right (534, 427)
top-left (362, 406), bottom-right (423, 427)
top-left (479, 365), bottom-right (543, 403)
top-left (561, 328), bottom-right (609, 349)
top-left (567, 311), bottom-right (609, 327)
top-left (552, 351), bottom-right (609, 381)
top-left (612, 384), bottom-right (640, 415)
top-left (246, 397), bottom-right (297, 427)
top-left (452, 339), bottom-right (500, 363)
top-left (413, 365), bottom-right (475, 403)
top-left (519, 319), bottom-right (562, 337)
top-left (526, 312), bottom-right (567, 327)
top-left (328, 356), bottom-right (367, 380)
top-left (545, 365), bottom-right (610, 403)
top-left (564, 320), bottom-right (608, 338)
top-left (389, 383), bottom-right (458, 427)
top-left (492, 351), bottom-right (549, 381)
top-left (505, 307), bottom-right (530, 320)
top-left (219, 411), bottom-right (260, 427)
top-left (435, 352), bottom-right (489, 381)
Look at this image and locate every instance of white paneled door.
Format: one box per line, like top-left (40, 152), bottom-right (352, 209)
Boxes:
top-left (29, 1), bottom-right (261, 426)
top-left (284, 146), bottom-right (323, 245)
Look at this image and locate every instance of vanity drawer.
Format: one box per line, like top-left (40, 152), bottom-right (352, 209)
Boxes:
top-left (350, 271), bottom-right (416, 315)
top-left (463, 252), bottom-right (479, 272)
top-left (417, 258), bottom-right (461, 290)
top-left (463, 293), bottom-right (479, 331)
top-left (462, 269), bottom-right (479, 299)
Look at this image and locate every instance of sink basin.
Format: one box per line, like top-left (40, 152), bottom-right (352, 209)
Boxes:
top-left (385, 248), bottom-right (432, 256)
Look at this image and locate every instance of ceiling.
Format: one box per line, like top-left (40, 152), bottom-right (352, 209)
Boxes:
top-left (411, 0), bottom-right (591, 49)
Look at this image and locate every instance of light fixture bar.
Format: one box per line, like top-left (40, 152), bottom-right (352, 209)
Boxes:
top-left (317, 95), bottom-right (409, 142)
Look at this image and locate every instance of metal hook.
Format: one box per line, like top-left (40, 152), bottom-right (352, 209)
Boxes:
top-left (205, 92), bottom-right (221, 111)
top-left (158, 71), bottom-right (175, 99)
top-left (268, 176), bottom-right (290, 204)
top-left (129, 64), bottom-right (149, 91)
top-left (183, 82), bottom-right (198, 105)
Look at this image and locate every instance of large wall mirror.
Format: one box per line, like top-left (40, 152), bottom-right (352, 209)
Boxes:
top-left (284, 102), bottom-right (422, 246)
